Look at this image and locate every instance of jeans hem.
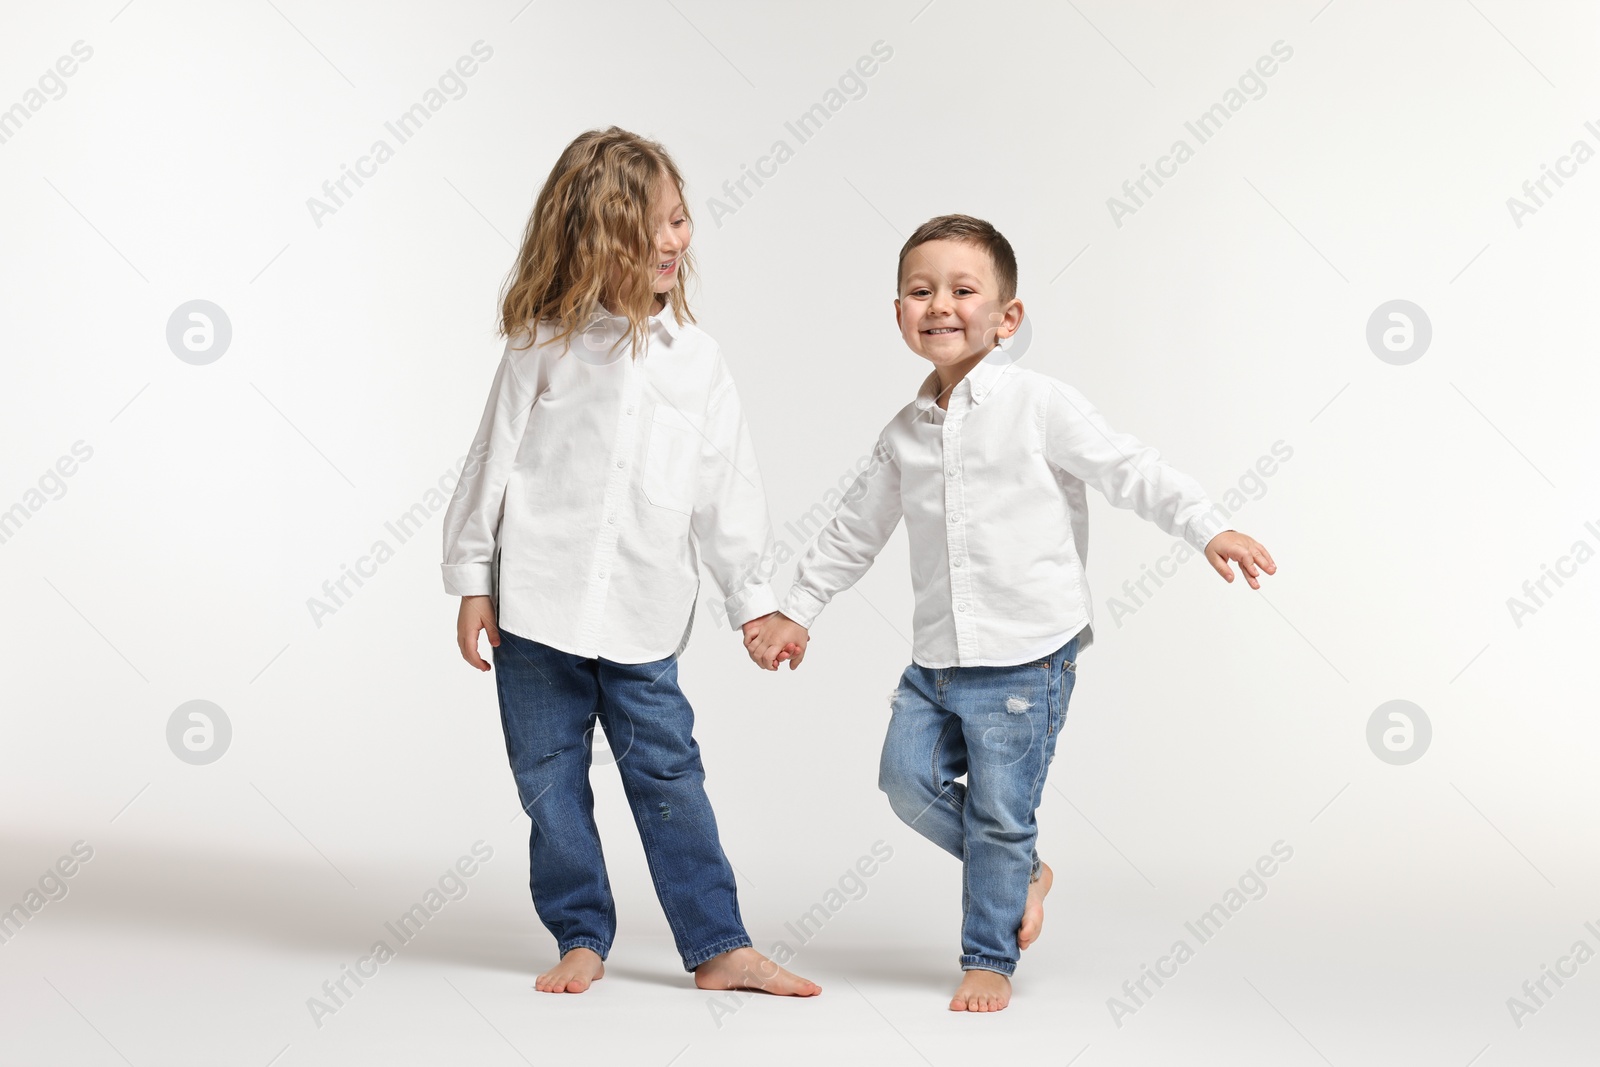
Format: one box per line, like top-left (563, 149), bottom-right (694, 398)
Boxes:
top-left (682, 935), bottom-right (754, 972)
top-left (960, 955), bottom-right (1017, 976)
top-left (557, 936), bottom-right (611, 961)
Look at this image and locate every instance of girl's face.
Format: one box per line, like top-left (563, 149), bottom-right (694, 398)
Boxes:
top-left (648, 171), bottom-right (690, 299)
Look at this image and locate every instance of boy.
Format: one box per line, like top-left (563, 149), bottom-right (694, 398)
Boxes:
top-left (746, 215), bottom-right (1275, 1012)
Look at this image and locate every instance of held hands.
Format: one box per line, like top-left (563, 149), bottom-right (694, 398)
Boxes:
top-left (457, 595), bottom-right (500, 671)
top-left (1204, 530), bottom-right (1277, 590)
top-left (742, 611), bottom-right (810, 671)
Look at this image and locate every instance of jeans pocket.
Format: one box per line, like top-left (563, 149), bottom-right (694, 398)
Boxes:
top-left (1050, 657), bottom-right (1079, 735)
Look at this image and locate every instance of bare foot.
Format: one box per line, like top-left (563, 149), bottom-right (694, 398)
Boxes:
top-left (535, 947), bottom-right (605, 993)
top-left (950, 969), bottom-right (1011, 1012)
top-left (694, 947), bottom-right (821, 996)
top-left (1018, 860), bottom-right (1053, 950)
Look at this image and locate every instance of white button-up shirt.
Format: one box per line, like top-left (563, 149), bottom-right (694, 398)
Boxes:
top-left (781, 357), bottom-right (1230, 667)
top-left (441, 305), bottom-right (778, 663)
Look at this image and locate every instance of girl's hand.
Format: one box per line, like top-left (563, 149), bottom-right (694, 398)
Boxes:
top-left (740, 613), bottom-right (801, 668)
top-left (747, 614), bottom-right (810, 671)
top-left (1204, 530), bottom-right (1277, 590)
top-left (457, 595), bottom-right (500, 671)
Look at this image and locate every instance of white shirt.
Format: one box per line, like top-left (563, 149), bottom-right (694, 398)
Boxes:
top-left (781, 356), bottom-right (1230, 667)
top-left (440, 305), bottom-right (779, 663)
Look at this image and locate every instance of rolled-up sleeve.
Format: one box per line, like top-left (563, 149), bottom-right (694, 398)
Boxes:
top-left (691, 361), bottom-right (781, 630)
top-left (440, 337), bottom-right (542, 597)
top-left (1042, 381), bottom-right (1229, 553)
top-left (782, 431), bottom-right (903, 628)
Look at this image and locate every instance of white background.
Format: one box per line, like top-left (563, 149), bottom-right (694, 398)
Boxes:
top-left (3, 1), bottom-right (1598, 1064)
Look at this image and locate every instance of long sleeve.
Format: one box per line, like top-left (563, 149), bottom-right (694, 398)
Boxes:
top-left (781, 431), bottom-right (903, 628)
top-left (690, 365), bottom-right (780, 630)
top-left (1041, 379), bottom-right (1229, 553)
top-left (440, 338), bottom-right (542, 597)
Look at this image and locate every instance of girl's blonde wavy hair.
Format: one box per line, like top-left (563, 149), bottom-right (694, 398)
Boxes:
top-left (499, 126), bottom-right (697, 358)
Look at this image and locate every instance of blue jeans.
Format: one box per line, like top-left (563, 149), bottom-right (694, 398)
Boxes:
top-left (878, 635), bottom-right (1081, 976)
top-left (492, 629), bottom-right (752, 971)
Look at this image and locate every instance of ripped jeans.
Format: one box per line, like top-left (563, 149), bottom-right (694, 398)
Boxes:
top-left (492, 628), bottom-right (752, 971)
top-left (878, 634), bottom-right (1081, 976)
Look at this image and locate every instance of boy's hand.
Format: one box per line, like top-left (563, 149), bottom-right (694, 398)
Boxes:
top-left (744, 612), bottom-right (810, 671)
top-left (1204, 530), bottom-right (1277, 590)
top-left (457, 595), bottom-right (500, 671)
top-left (741, 613), bottom-right (803, 670)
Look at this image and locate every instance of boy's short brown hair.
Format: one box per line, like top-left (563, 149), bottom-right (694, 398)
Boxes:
top-left (896, 214), bottom-right (1018, 303)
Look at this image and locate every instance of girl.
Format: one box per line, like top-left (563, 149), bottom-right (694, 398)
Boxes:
top-left (441, 127), bottom-right (814, 997)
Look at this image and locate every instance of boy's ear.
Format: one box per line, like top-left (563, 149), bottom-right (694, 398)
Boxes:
top-left (1004, 298), bottom-right (1024, 338)
top-left (893, 298), bottom-right (902, 331)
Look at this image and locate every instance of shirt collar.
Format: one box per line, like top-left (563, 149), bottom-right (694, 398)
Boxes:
top-left (912, 353), bottom-right (1015, 412)
top-left (587, 301), bottom-right (683, 344)
top-left (651, 303), bottom-right (684, 340)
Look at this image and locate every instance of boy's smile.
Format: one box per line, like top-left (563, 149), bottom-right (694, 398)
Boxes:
top-left (895, 239), bottom-right (1024, 405)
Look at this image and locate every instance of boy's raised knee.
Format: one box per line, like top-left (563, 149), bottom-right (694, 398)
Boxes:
top-left (879, 763), bottom-right (936, 826)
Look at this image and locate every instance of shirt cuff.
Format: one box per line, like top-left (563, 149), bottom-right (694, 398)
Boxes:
top-left (724, 583), bottom-right (780, 631)
top-left (780, 586), bottom-right (827, 630)
top-left (442, 563), bottom-right (493, 597)
top-left (1184, 504), bottom-right (1233, 553)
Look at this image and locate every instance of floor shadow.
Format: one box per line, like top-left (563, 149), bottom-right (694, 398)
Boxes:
top-left (0, 835), bottom-right (539, 974)
top-left (795, 943), bottom-right (955, 993)
top-left (599, 962), bottom-right (696, 990)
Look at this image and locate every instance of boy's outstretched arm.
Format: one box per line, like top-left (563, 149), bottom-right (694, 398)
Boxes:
top-left (1203, 530), bottom-right (1277, 589)
top-left (760, 432), bottom-right (904, 672)
top-left (1042, 380), bottom-right (1277, 587)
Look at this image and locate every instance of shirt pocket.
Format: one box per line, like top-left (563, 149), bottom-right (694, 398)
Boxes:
top-left (642, 404), bottom-right (700, 515)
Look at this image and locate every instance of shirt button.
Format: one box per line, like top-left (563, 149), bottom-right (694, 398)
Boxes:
top-left (607, 516), bottom-right (616, 524)
top-left (626, 406), bottom-right (636, 415)
top-left (957, 603), bottom-right (968, 612)
top-left (949, 513), bottom-right (961, 523)
top-left (952, 558), bottom-right (964, 567)
top-left (946, 467), bottom-right (957, 476)
top-left (616, 460), bottom-right (624, 469)
top-left (597, 571), bottom-right (606, 579)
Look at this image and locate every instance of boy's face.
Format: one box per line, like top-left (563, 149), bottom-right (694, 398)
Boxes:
top-left (894, 239), bottom-right (1022, 371)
